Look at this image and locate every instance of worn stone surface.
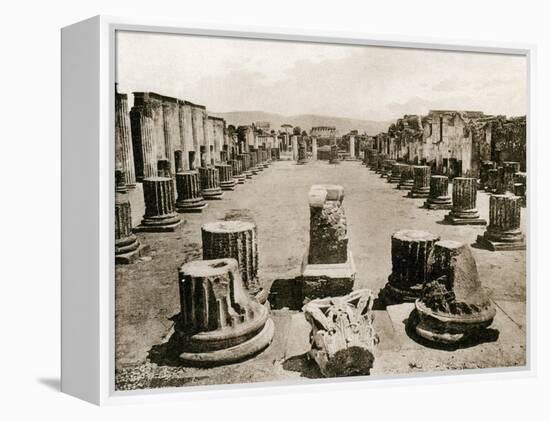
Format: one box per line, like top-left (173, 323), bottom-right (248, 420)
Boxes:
top-left (199, 167), bottom-right (223, 200)
top-left (444, 177), bottom-right (486, 225)
top-left (201, 220), bottom-right (260, 295)
top-left (414, 241), bottom-right (496, 344)
top-left (216, 163), bottom-right (237, 191)
top-left (383, 229), bottom-right (440, 303)
top-left (424, 175), bottom-right (452, 209)
top-left (115, 181), bottom-right (146, 263)
top-left (398, 165), bottom-right (415, 190)
top-left (408, 166), bottom-right (430, 198)
top-left (477, 194), bottom-right (525, 251)
top-left (303, 289), bottom-right (378, 377)
top-left (177, 258), bottom-right (274, 365)
top-left (175, 171), bottom-right (207, 213)
top-left (135, 176), bottom-right (182, 232)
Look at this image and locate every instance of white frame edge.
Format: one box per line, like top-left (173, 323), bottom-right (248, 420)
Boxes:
top-left (60, 14), bottom-right (536, 406)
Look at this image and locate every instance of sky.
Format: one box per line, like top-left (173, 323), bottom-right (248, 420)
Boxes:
top-left (116, 31), bottom-right (527, 122)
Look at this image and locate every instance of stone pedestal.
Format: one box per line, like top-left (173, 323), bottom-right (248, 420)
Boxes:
top-left (175, 171), bottom-right (208, 213)
top-left (135, 177), bottom-right (183, 232)
top-left (414, 241), bottom-right (496, 344)
top-left (407, 166), bottom-right (431, 198)
top-left (115, 175), bottom-right (147, 263)
top-left (201, 221), bottom-right (261, 297)
top-left (216, 163), bottom-right (237, 191)
top-left (477, 194), bottom-right (525, 250)
top-left (381, 159), bottom-right (396, 178)
top-left (349, 135), bottom-right (355, 160)
top-left (368, 151), bottom-right (379, 170)
top-left (229, 159), bottom-right (246, 184)
top-left (444, 177), bottom-right (486, 225)
top-left (398, 165), bottom-right (415, 190)
top-left (374, 153), bottom-right (388, 173)
top-left (486, 168), bottom-right (499, 193)
top-left (382, 230), bottom-right (440, 303)
top-left (303, 289), bottom-right (378, 377)
top-left (388, 163), bottom-right (403, 183)
top-left (177, 258), bottom-right (274, 366)
top-left (301, 185), bottom-right (355, 301)
top-left (297, 143), bottom-right (307, 165)
top-left (514, 172), bottom-right (527, 206)
top-left (199, 167), bottom-right (224, 200)
top-left (502, 161), bottom-right (521, 193)
top-left (424, 175), bottom-right (452, 209)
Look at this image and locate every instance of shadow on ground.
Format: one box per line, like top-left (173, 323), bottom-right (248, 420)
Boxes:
top-left (282, 353), bottom-right (323, 379)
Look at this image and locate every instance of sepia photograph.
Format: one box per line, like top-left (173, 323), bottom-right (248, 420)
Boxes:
top-left (113, 30), bottom-right (527, 391)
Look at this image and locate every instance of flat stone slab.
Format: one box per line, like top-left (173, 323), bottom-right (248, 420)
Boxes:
top-left (133, 219), bottom-right (184, 232)
top-left (476, 235), bottom-right (526, 251)
top-left (444, 215), bottom-right (487, 225)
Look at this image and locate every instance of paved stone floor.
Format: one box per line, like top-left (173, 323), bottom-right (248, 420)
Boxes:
top-left (116, 160), bottom-right (527, 390)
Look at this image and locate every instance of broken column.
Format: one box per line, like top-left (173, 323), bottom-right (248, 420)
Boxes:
top-left (502, 161), bottom-right (521, 193)
top-left (349, 135), bottom-right (355, 160)
top-left (312, 137), bottom-right (318, 160)
top-left (115, 171), bottom-right (146, 263)
top-left (238, 153), bottom-right (253, 179)
top-left (479, 160), bottom-right (496, 190)
top-left (398, 165), bottom-right (415, 190)
top-left (382, 230), bottom-right (440, 303)
top-left (486, 168), bottom-right (499, 193)
top-left (291, 135), bottom-right (299, 160)
top-left (249, 150), bottom-right (261, 174)
top-left (476, 194), bottom-right (526, 250)
top-left (216, 163), bottom-right (237, 191)
top-left (198, 167), bottom-right (223, 200)
top-left (368, 150), bottom-right (379, 170)
top-left (301, 185), bottom-right (355, 301)
top-left (388, 162), bottom-right (403, 183)
top-left (175, 171), bottom-right (208, 213)
top-left (297, 141), bottom-right (307, 165)
top-left (177, 258), bottom-right (274, 366)
top-left (444, 177), bottom-right (486, 225)
top-left (115, 92), bottom-right (136, 189)
top-left (329, 145), bottom-right (339, 164)
top-left (374, 153), bottom-right (388, 174)
top-left (424, 175), bottom-right (452, 209)
top-left (408, 165), bottom-right (431, 198)
top-left (201, 221), bottom-right (261, 298)
top-left (135, 176), bottom-right (183, 232)
top-left (303, 289), bottom-right (379, 377)
top-left (414, 241), bottom-right (496, 344)
top-left (514, 172), bottom-right (527, 206)
top-left (229, 159), bottom-right (246, 184)
top-left (381, 159), bottom-right (396, 178)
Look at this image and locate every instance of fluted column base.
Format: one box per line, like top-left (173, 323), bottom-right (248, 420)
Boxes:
top-left (220, 180), bottom-right (237, 190)
top-left (115, 235), bottom-right (149, 264)
top-left (444, 210), bottom-right (486, 225)
top-left (407, 188), bottom-right (430, 198)
top-left (135, 214), bottom-right (183, 232)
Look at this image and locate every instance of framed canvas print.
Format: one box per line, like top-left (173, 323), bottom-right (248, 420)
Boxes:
top-left (61, 16), bottom-right (533, 405)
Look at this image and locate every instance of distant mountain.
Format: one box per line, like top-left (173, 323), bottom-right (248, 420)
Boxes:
top-left (210, 110), bottom-right (391, 136)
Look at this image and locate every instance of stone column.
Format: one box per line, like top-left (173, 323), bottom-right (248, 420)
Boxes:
top-left (387, 162), bottom-right (401, 183)
top-left (229, 159), bottom-right (245, 184)
top-left (238, 153), bottom-right (253, 179)
top-left (175, 171), bottom-right (207, 213)
top-left (291, 135), bottom-right (298, 160)
top-left (349, 135), bottom-right (355, 159)
top-left (486, 168), bottom-right (499, 193)
top-left (514, 172), bottom-right (527, 206)
top-left (115, 92), bottom-right (136, 189)
top-left (329, 144), bottom-right (339, 164)
top-left (297, 141), bottom-right (307, 165)
top-left (480, 160), bottom-right (496, 190)
top-left (216, 163), bottom-right (236, 191)
top-left (219, 150), bottom-right (228, 162)
top-left (408, 166), bottom-right (431, 198)
top-left (444, 177), bottom-right (486, 225)
top-left (201, 221), bottom-right (261, 297)
top-left (130, 102), bottom-right (157, 180)
top-left (502, 162), bottom-right (521, 193)
top-left (415, 241), bottom-right (496, 344)
top-left (198, 167), bottom-right (223, 200)
top-left (381, 159), bottom-right (396, 178)
top-left (424, 175), bottom-right (452, 209)
top-left (368, 151), bottom-right (379, 170)
top-left (135, 176), bottom-right (182, 232)
top-left (177, 258), bottom-right (274, 365)
top-left (383, 230), bottom-right (440, 303)
top-left (398, 165), bottom-right (415, 190)
top-left (312, 137), bottom-right (318, 160)
top-left (374, 153), bottom-right (388, 173)
top-left (477, 194), bottom-right (525, 250)
top-left (115, 171), bottom-right (146, 263)
top-left (301, 185), bottom-right (355, 300)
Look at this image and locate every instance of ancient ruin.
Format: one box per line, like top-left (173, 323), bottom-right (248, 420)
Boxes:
top-left (414, 240), bottom-right (496, 344)
top-left (444, 177), bottom-right (486, 225)
top-left (175, 170), bottom-right (208, 213)
top-left (229, 159), bottom-right (246, 184)
top-left (115, 91), bottom-right (136, 189)
top-left (216, 163), bottom-right (237, 191)
top-left (477, 194), bottom-right (526, 251)
top-left (382, 230), bottom-right (440, 303)
top-left (502, 161), bottom-right (521, 193)
top-left (408, 165), bottom-right (431, 198)
top-left (303, 289), bottom-right (379, 377)
top-left (398, 165), bottom-right (415, 190)
top-left (198, 166), bottom-right (224, 200)
top-left (201, 220), bottom-right (262, 298)
top-left (381, 159), bottom-right (396, 178)
top-left (301, 185), bottom-right (355, 301)
top-left (424, 175), bottom-right (452, 210)
top-left (135, 176), bottom-right (182, 232)
top-left (388, 162), bottom-right (404, 183)
top-left (479, 161), bottom-right (497, 190)
top-left (177, 258), bottom-right (274, 365)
